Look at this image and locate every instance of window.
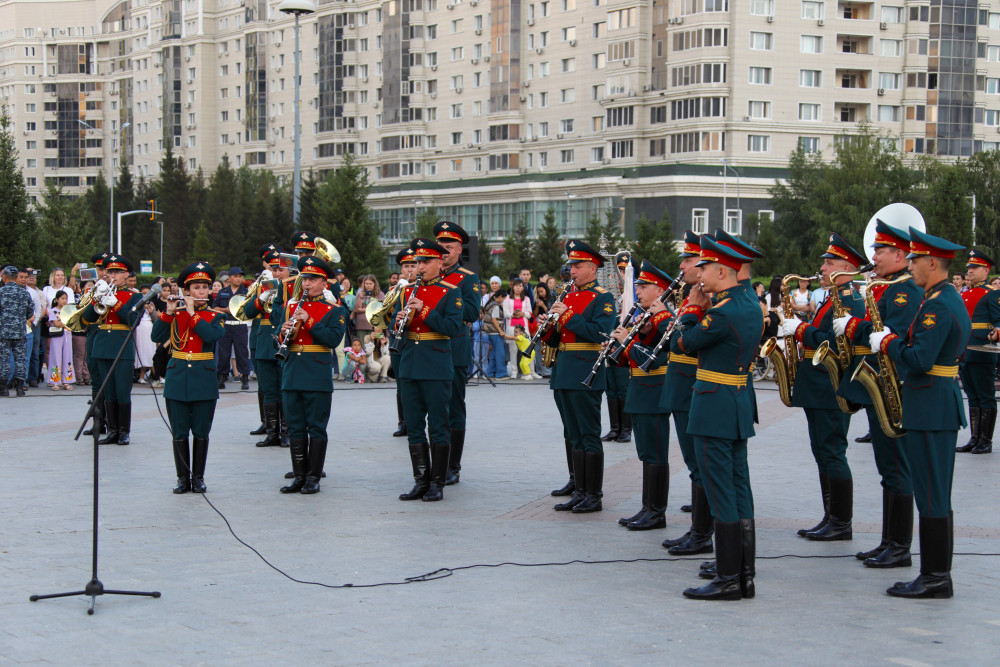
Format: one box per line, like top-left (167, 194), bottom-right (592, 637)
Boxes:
top-left (801, 35), bottom-right (822, 54)
top-left (725, 210), bottom-right (742, 236)
top-left (562, 0), bottom-right (576, 10)
top-left (801, 1), bottom-right (824, 20)
top-left (800, 69), bottom-right (822, 88)
top-left (750, 0), bottom-right (774, 15)
top-left (451, 159), bottom-right (463, 172)
top-left (750, 32), bottom-right (773, 51)
top-left (450, 103), bottom-right (463, 118)
top-left (649, 139), bottom-right (667, 157)
top-left (608, 8), bottom-right (636, 30)
top-left (591, 146), bottom-right (605, 162)
top-left (800, 137), bottom-right (822, 153)
top-left (878, 105), bottom-right (902, 122)
top-left (610, 140), bottom-right (633, 159)
top-left (881, 6), bottom-right (903, 23)
top-left (593, 21), bottom-right (606, 38)
top-left (560, 118), bottom-right (575, 133)
top-left (560, 149), bottom-right (574, 163)
top-left (986, 110), bottom-right (1000, 127)
top-left (748, 66), bottom-right (772, 85)
top-left (747, 134), bottom-right (770, 152)
top-left (799, 103), bottom-right (821, 121)
top-left (451, 19), bottom-right (463, 33)
top-left (607, 106), bottom-right (634, 126)
top-left (880, 39), bottom-right (902, 57)
top-left (879, 72), bottom-right (901, 90)
top-left (592, 53), bottom-right (606, 69)
top-left (451, 132), bottom-right (463, 145)
top-left (562, 26), bottom-right (576, 41)
top-left (562, 58), bottom-right (575, 72)
top-left (691, 209), bottom-right (708, 234)
top-left (989, 45), bottom-right (1000, 63)
top-left (451, 47), bottom-right (464, 61)
top-left (560, 88), bottom-right (576, 103)
top-left (539, 152), bottom-right (548, 167)
top-left (748, 100), bottom-right (771, 119)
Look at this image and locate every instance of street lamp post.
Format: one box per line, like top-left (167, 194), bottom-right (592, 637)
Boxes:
top-left (278, 0), bottom-right (316, 227)
top-left (79, 119), bottom-right (130, 249)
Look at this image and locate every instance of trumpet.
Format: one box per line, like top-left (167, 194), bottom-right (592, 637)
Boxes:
top-left (760, 272), bottom-right (821, 407)
top-left (388, 278), bottom-right (422, 354)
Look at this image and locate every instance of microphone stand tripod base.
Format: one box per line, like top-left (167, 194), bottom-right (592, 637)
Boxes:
top-left (30, 578), bottom-right (161, 616)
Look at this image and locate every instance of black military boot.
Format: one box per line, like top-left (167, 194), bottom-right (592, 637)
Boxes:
top-left (551, 439), bottom-right (576, 496)
top-left (857, 488), bottom-right (890, 560)
top-left (669, 483), bottom-right (715, 555)
top-left (807, 477), bottom-right (853, 541)
top-left (572, 452), bottom-right (604, 513)
top-left (619, 461), bottom-right (650, 526)
top-left (0, 379), bottom-right (8, 397)
top-left (956, 406), bottom-right (981, 452)
top-left (240, 374), bottom-right (250, 391)
top-left (663, 481), bottom-right (697, 548)
top-left (278, 402), bottom-right (290, 447)
top-left (865, 493), bottom-right (913, 568)
top-left (392, 392), bottom-right (407, 437)
top-left (798, 473), bottom-right (831, 537)
top-left (739, 518), bottom-right (756, 599)
top-left (116, 403), bottom-right (132, 445)
top-left (422, 442), bottom-right (451, 501)
top-left (250, 393), bottom-right (267, 435)
top-left (399, 442), bottom-right (431, 500)
top-left (301, 438), bottom-right (329, 494)
top-left (83, 401), bottom-right (105, 437)
top-left (601, 398), bottom-right (621, 441)
top-left (628, 463), bottom-right (668, 530)
top-left (887, 516), bottom-right (953, 599)
top-left (280, 439), bottom-right (309, 493)
top-left (972, 407), bottom-right (996, 454)
top-left (255, 403), bottom-right (281, 447)
top-left (683, 521), bottom-right (742, 601)
top-left (172, 438), bottom-right (191, 494)
top-left (445, 429), bottom-right (465, 485)
top-left (190, 437), bottom-right (209, 493)
top-left (98, 401), bottom-right (120, 445)
top-left (13, 379), bottom-right (25, 397)
top-left (555, 449), bottom-right (587, 510)
top-left (615, 408), bottom-right (632, 443)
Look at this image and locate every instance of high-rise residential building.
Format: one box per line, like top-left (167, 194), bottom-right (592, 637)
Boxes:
top-left (0, 0), bottom-right (995, 246)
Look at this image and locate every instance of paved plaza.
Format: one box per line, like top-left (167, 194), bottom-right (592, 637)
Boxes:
top-left (1, 380), bottom-right (999, 665)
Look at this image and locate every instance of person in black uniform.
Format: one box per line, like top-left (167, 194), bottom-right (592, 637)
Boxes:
top-left (213, 267), bottom-right (251, 390)
top-left (391, 245), bottom-right (418, 437)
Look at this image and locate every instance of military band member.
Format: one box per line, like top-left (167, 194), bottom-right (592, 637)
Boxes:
top-left (391, 246), bottom-right (418, 438)
top-left (956, 249), bottom-right (1000, 454)
top-left (602, 251), bottom-right (634, 444)
top-left (291, 230), bottom-right (319, 257)
top-left (278, 255), bottom-right (346, 495)
top-left (243, 247), bottom-right (287, 448)
top-left (434, 221), bottom-right (482, 485)
top-left (82, 251), bottom-right (110, 437)
top-left (832, 220), bottom-right (922, 568)
top-left (80, 255), bottom-right (143, 445)
top-left (661, 232), bottom-right (715, 555)
top-left (869, 228), bottom-right (971, 598)
top-left (779, 233), bottom-right (867, 541)
top-left (611, 261), bottom-right (674, 530)
top-left (396, 238), bottom-right (464, 502)
top-left (248, 243), bottom-right (282, 440)
top-left (673, 237), bottom-right (763, 601)
top-left (545, 240), bottom-right (616, 514)
top-left (151, 263), bottom-right (226, 493)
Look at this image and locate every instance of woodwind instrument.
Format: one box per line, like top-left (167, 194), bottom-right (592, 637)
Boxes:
top-left (388, 278), bottom-right (422, 354)
top-left (520, 280), bottom-right (573, 367)
top-left (759, 273), bottom-right (821, 407)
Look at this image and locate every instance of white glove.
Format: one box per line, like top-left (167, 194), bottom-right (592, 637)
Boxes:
top-left (100, 293), bottom-right (118, 308)
top-left (779, 319), bottom-right (801, 337)
top-left (869, 327), bottom-right (894, 351)
top-left (259, 289), bottom-right (277, 305)
top-left (322, 289), bottom-right (335, 303)
top-left (832, 315), bottom-right (852, 337)
top-left (93, 279), bottom-right (110, 299)
top-left (260, 269), bottom-right (274, 281)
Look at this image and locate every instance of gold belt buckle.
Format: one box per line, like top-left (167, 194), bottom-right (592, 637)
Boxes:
top-left (185, 352), bottom-right (193, 361)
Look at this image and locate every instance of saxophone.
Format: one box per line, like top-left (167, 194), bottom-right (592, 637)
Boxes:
top-left (813, 270), bottom-right (865, 414)
top-left (760, 273), bottom-right (820, 407)
top-left (849, 275), bottom-right (911, 438)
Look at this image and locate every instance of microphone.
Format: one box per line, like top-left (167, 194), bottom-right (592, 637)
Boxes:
top-left (131, 283), bottom-right (162, 312)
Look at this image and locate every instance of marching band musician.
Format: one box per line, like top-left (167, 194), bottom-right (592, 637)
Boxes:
top-left (80, 254), bottom-right (143, 445)
top-left (611, 260), bottom-right (674, 531)
top-left (956, 249), bottom-right (1000, 455)
top-left (248, 244), bottom-right (281, 441)
top-left (778, 233), bottom-right (867, 542)
top-left (151, 262), bottom-right (226, 493)
top-left (244, 247), bottom-right (287, 448)
top-left (391, 246), bottom-right (418, 438)
top-left (82, 251), bottom-right (110, 437)
top-left (396, 238), bottom-right (464, 502)
top-left (832, 221), bottom-right (922, 568)
top-left (434, 221), bottom-right (482, 486)
top-left (291, 230), bottom-right (319, 258)
top-left (278, 255), bottom-right (346, 495)
top-left (868, 228), bottom-right (970, 599)
top-left (660, 233), bottom-right (715, 556)
top-left (602, 251), bottom-right (634, 444)
top-left (672, 236), bottom-right (762, 601)
top-left (546, 240), bottom-right (616, 514)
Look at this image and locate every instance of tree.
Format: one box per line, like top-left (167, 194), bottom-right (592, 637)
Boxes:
top-left (628, 210), bottom-right (680, 277)
top-left (150, 145), bottom-right (202, 272)
top-left (912, 157), bottom-right (973, 247)
top-left (0, 105), bottom-right (38, 267)
top-left (964, 151), bottom-right (1000, 263)
top-left (414, 206), bottom-right (438, 239)
top-left (583, 211), bottom-right (604, 251)
top-left (477, 239), bottom-right (497, 280)
top-left (36, 183), bottom-right (101, 273)
top-left (500, 215), bottom-right (534, 277)
top-left (189, 220), bottom-right (218, 268)
top-left (600, 207), bottom-right (625, 254)
top-left (298, 168), bottom-right (319, 232)
top-left (84, 170), bottom-right (111, 245)
top-left (533, 207), bottom-right (564, 276)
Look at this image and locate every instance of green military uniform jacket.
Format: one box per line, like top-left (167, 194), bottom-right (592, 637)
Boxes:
top-left (658, 296), bottom-right (698, 413)
top-left (243, 284), bottom-right (280, 359)
top-left (280, 296), bottom-right (346, 393)
top-left (441, 264), bottom-right (481, 367)
top-left (881, 279), bottom-right (971, 430)
top-left (544, 280), bottom-right (616, 391)
top-left (962, 281), bottom-right (1000, 364)
top-left (398, 276), bottom-right (464, 380)
top-left (844, 271), bottom-right (922, 384)
top-left (151, 308), bottom-right (226, 401)
top-left (790, 283), bottom-right (865, 409)
top-left (81, 288), bottom-right (143, 360)
top-left (671, 288), bottom-right (763, 440)
top-left (622, 311), bottom-right (671, 415)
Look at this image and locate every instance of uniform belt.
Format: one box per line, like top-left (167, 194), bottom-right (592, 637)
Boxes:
top-left (696, 369), bottom-right (748, 386)
top-left (803, 349), bottom-right (816, 359)
top-left (98, 324), bottom-right (130, 331)
top-left (406, 332), bottom-right (449, 341)
top-left (971, 323), bottom-right (992, 330)
top-left (225, 320), bottom-right (242, 326)
top-left (668, 353), bottom-right (698, 365)
top-left (853, 346), bottom-right (873, 355)
top-left (171, 351), bottom-right (214, 361)
top-left (289, 344), bottom-right (333, 353)
top-left (926, 364), bottom-right (959, 378)
top-left (558, 342), bottom-right (602, 351)
top-left (631, 366), bottom-right (667, 377)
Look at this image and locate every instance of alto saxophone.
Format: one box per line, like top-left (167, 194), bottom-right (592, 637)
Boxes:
top-left (760, 273), bottom-right (820, 407)
top-left (813, 270), bottom-right (866, 414)
top-left (849, 275), bottom-right (911, 438)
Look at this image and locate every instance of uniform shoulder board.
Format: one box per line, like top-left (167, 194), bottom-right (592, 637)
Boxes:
top-left (840, 287), bottom-right (852, 296)
top-left (459, 267), bottom-right (474, 275)
top-left (594, 286), bottom-right (609, 294)
top-left (711, 297), bottom-right (732, 309)
top-left (929, 292), bottom-right (940, 300)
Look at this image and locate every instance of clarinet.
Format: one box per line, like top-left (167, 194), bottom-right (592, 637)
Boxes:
top-left (388, 278), bottom-right (421, 354)
top-left (518, 280), bottom-right (572, 362)
top-left (637, 278), bottom-right (686, 372)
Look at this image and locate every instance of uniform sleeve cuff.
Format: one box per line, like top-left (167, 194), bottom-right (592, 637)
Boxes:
top-left (844, 317), bottom-right (860, 341)
top-left (159, 313), bottom-right (175, 323)
top-left (880, 333), bottom-right (899, 355)
top-left (794, 321), bottom-right (808, 343)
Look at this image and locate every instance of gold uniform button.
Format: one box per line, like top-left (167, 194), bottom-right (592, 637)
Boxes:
top-left (187, 364), bottom-right (192, 368)
top-left (297, 352), bottom-right (302, 356)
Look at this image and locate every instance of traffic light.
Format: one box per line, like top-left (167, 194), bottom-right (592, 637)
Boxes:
top-left (149, 199), bottom-right (156, 220)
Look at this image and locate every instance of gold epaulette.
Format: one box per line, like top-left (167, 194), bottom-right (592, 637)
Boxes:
top-left (459, 267), bottom-right (474, 275)
top-left (594, 286), bottom-right (609, 294)
top-left (711, 298), bottom-right (732, 309)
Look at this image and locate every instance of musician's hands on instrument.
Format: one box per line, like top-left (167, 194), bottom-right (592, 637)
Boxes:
top-left (260, 269), bottom-right (274, 281)
top-left (322, 288), bottom-right (335, 303)
top-left (779, 318), bottom-right (801, 337)
top-left (549, 301), bottom-right (568, 317)
top-left (610, 325), bottom-right (629, 343)
top-left (93, 279), bottom-right (110, 299)
top-left (832, 315), bottom-right (852, 337)
top-left (100, 293), bottom-right (118, 308)
top-left (687, 283), bottom-right (711, 310)
top-left (182, 290), bottom-right (195, 316)
top-left (647, 300), bottom-right (666, 315)
top-left (165, 295), bottom-right (178, 315)
top-left (406, 296), bottom-right (424, 314)
top-left (869, 327), bottom-right (893, 351)
top-left (990, 327), bottom-right (1000, 343)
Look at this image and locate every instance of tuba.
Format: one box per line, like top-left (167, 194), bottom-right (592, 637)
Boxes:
top-left (850, 274), bottom-right (911, 438)
top-left (760, 273), bottom-right (820, 407)
top-left (813, 269), bottom-right (867, 414)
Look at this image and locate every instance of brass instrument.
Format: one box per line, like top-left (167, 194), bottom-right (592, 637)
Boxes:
top-left (850, 274), bottom-right (912, 438)
top-left (813, 269), bottom-right (867, 414)
top-left (229, 271), bottom-right (277, 320)
top-left (388, 278), bottom-right (422, 353)
top-left (365, 279), bottom-right (409, 330)
top-left (58, 281), bottom-right (105, 333)
top-left (760, 273), bottom-right (821, 407)
top-left (522, 280), bottom-right (573, 368)
top-left (270, 234), bottom-right (340, 344)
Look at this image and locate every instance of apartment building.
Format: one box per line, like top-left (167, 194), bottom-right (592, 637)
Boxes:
top-left (0, 0), bottom-right (995, 246)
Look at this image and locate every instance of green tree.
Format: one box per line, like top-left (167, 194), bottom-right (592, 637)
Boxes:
top-left (600, 208), bottom-right (625, 254)
top-left (298, 168), bottom-right (319, 232)
top-left (414, 206), bottom-right (438, 238)
top-left (477, 239), bottom-right (497, 279)
top-left (0, 105), bottom-right (38, 267)
top-left (84, 171), bottom-right (111, 246)
top-left (964, 150), bottom-right (1000, 263)
top-left (583, 211), bottom-right (603, 251)
top-left (501, 215), bottom-right (534, 277)
top-left (628, 210), bottom-right (680, 277)
top-left (189, 220), bottom-right (218, 268)
top-left (35, 183), bottom-right (101, 273)
top-left (912, 157), bottom-right (973, 247)
top-left (533, 207), bottom-right (564, 276)
top-left (151, 145), bottom-right (203, 272)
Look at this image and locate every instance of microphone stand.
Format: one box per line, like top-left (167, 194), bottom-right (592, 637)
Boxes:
top-left (30, 297), bottom-right (161, 614)
top-left (465, 323), bottom-right (497, 388)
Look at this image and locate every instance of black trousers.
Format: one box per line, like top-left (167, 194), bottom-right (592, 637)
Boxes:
top-left (216, 323), bottom-right (251, 378)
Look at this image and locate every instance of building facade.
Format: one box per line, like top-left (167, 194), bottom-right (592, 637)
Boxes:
top-left (0, 0), bottom-right (996, 245)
